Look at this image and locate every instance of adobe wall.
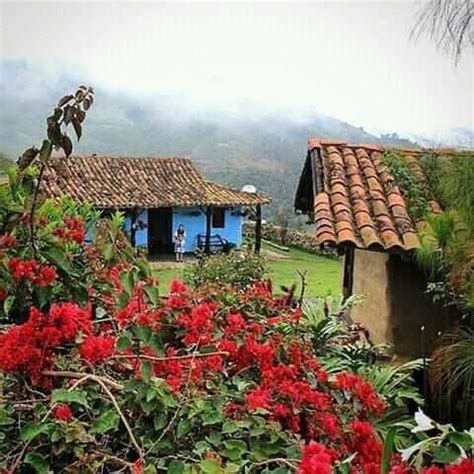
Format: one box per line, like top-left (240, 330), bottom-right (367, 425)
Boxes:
top-left (350, 249), bottom-right (456, 357)
top-left (350, 250), bottom-right (392, 346)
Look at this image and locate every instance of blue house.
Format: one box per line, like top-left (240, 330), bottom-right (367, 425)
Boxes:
top-left (43, 155), bottom-right (270, 254)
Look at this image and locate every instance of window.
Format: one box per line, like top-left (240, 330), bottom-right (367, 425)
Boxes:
top-left (212, 208), bottom-right (225, 228)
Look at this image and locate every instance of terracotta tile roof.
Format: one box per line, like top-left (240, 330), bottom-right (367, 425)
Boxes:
top-left (295, 139), bottom-right (450, 252)
top-left (42, 155), bottom-right (271, 208)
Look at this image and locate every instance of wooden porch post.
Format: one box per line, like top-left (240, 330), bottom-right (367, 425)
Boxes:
top-left (130, 209), bottom-right (138, 248)
top-left (205, 206), bottom-right (212, 255)
top-left (342, 245), bottom-right (355, 301)
top-left (254, 204), bottom-right (262, 254)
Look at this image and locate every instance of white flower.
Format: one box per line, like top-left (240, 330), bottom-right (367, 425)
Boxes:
top-left (411, 408), bottom-right (435, 433)
top-left (400, 440), bottom-right (425, 461)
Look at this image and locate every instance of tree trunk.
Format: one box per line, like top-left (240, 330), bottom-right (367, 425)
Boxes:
top-left (255, 204), bottom-right (262, 254)
top-left (205, 206), bottom-right (212, 255)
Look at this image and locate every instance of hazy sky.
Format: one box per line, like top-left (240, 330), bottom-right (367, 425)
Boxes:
top-left (0, 0), bottom-right (472, 137)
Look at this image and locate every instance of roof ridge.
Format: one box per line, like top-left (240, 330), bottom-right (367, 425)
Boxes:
top-left (308, 138), bottom-right (472, 154)
top-left (67, 155), bottom-right (193, 161)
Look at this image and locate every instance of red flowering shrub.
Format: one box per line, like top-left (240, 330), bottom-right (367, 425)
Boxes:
top-left (52, 216), bottom-right (86, 244)
top-left (53, 404), bottom-right (74, 422)
top-left (8, 257), bottom-right (57, 287)
top-left (0, 303), bottom-right (91, 385)
top-left (0, 184), bottom-right (467, 472)
top-left (80, 335), bottom-right (116, 365)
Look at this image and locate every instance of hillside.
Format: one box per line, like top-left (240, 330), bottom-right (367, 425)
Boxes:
top-left (0, 60), bottom-right (418, 217)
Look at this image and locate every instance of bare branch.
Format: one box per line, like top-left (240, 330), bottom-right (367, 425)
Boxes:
top-left (411, 0), bottom-right (473, 64)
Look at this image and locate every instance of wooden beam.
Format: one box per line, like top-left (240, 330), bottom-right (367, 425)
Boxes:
top-left (130, 209), bottom-right (138, 248)
top-left (205, 206), bottom-right (212, 255)
top-left (255, 204), bottom-right (262, 255)
top-left (342, 244), bottom-right (355, 300)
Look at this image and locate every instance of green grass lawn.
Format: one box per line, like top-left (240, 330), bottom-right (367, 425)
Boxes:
top-left (153, 266), bottom-right (187, 294)
top-left (262, 242), bottom-right (342, 298)
top-left (153, 243), bottom-right (342, 298)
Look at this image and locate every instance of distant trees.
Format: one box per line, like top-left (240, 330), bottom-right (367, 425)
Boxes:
top-left (0, 152), bottom-right (13, 175)
top-left (412, 0), bottom-right (473, 63)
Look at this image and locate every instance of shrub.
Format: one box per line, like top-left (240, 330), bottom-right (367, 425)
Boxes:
top-left (185, 248), bottom-right (265, 290)
top-left (1, 88), bottom-right (468, 473)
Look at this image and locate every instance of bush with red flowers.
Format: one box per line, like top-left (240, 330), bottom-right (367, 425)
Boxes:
top-left (0, 89), bottom-right (471, 474)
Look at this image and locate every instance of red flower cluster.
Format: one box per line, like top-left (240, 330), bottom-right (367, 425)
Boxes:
top-left (298, 441), bottom-right (338, 474)
top-left (422, 460), bottom-right (474, 474)
top-left (170, 279), bottom-right (189, 294)
top-left (115, 285), bottom-right (163, 329)
top-left (0, 303), bottom-right (91, 385)
top-left (349, 420), bottom-right (384, 472)
top-left (80, 335), bottom-right (116, 365)
top-left (0, 234), bottom-right (17, 248)
top-left (52, 216), bottom-right (85, 244)
top-left (176, 302), bottom-right (217, 346)
top-left (8, 257), bottom-right (57, 287)
top-left (53, 404), bottom-right (74, 422)
top-left (335, 372), bottom-right (386, 415)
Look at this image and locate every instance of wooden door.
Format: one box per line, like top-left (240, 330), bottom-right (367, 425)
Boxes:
top-left (148, 208), bottom-right (173, 254)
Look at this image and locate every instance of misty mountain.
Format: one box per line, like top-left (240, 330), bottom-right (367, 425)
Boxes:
top-left (0, 60), bottom-right (423, 216)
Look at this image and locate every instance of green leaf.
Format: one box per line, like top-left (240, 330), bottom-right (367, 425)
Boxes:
top-left (39, 139), bottom-right (53, 163)
top-left (223, 464), bottom-right (240, 474)
top-left (20, 423), bottom-right (50, 442)
top-left (103, 242), bottom-right (114, 261)
top-left (222, 421), bottom-right (239, 434)
top-left (381, 427), bottom-right (396, 474)
top-left (144, 285), bottom-right (160, 305)
top-left (194, 440), bottom-right (211, 456)
top-left (42, 246), bottom-right (72, 274)
top-left (200, 459), bottom-right (220, 474)
top-left (117, 291), bottom-right (130, 309)
top-left (24, 452), bottom-right (49, 474)
top-left (18, 147), bottom-right (39, 170)
top-left (176, 418), bottom-right (192, 439)
top-left (146, 387), bottom-right (157, 403)
top-left (90, 409), bottom-right (119, 434)
top-left (153, 412), bottom-right (167, 431)
top-left (141, 360), bottom-right (152, 382)
top-left (133, 324), bottom-right (152, 344)
top-left (148, 333), bottom-right (164, 356)
top-left (202, 409), bottom-right (224, 425)
top-left (447, 431), bottom-right (473, 450)
top-left (223, 439), bottom-right (247, 460)
top-left (168, 460), bottom-right (185, 474)
top-left (3, 295), bottom-right (14, 316)
top-left (0, 407), bottom-right (15, 426)
top-left (117, 333), bottom-right (132, 350)
top-left (60, 134), bottom-right (73, 157)
top-left (120, 271), bottom-right (134, 296)
top-left (431, 444), bottom-right (462, 464)
top-left (35, 287), bottom-right (52, 309)
top-left (51, 389), bottom-right (88, 407)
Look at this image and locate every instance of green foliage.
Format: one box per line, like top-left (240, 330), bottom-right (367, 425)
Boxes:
top-left (399, 409), bottom-right (473, 470)
top-left (384, 150), bottom-right (474, 311)
top-left (382, 150), bottom-right (432, 221)
top-left (185, 249), bottom-right (266, 290)
top-left (295, 298), bottom-right (424, 448)
top-left (429, 327), bottom-right (474, 427)
top-left (432, 153), bottom-right (474, 230)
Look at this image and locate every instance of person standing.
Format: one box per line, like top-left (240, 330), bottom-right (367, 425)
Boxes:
top-left (174, 224), bottom-right (186, 262)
